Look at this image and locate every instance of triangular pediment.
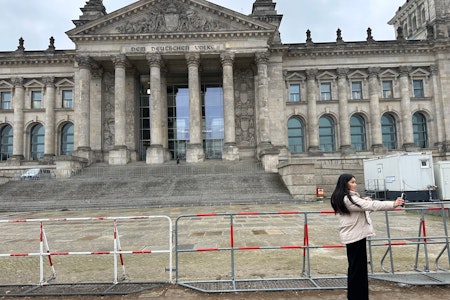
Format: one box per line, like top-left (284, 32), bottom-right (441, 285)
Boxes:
top-left (410, 68), bottom-right (430, 78)
top-left (67, 0), bottom-right (276, 38)
top-left (0, 80), bottom-right (13, 89)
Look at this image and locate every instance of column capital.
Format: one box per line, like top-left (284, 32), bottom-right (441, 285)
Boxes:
top-left (186, 53), bottom-right (200, 67)
top-left (255, 51), bottom-right (269, 65)
top-left (11, 77), bottom-right (24, 87)
top-left (112, 54), bottom-right (130, 69)
top-left (220, 52), bottom-right (235, 66)
top-left (430, 64), bottom-right (439, 75)
top-left (146, 53), bottom-right (162, 67)
top-left (305, 69), bottom-right (318, 81)
top-left (399, 65), bottom-right (412, 77)
top-left (337, 68), bottom-right (349, 79)
top-left (75, 55), bottom-right (93, 69)
top-left (42, 76), bottom-right (55, 87)
top-left (368, 67), bottom-right (380, 79)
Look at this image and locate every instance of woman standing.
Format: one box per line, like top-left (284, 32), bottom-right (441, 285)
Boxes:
top-left (330, 173), bottom-right (404, 300)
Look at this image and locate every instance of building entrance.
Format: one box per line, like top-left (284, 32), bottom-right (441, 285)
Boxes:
top-left (139, 77), bottom-right (224, 161)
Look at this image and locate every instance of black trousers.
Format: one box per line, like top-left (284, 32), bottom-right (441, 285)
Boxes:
top-left (346, 238), bottom-right (369, 300)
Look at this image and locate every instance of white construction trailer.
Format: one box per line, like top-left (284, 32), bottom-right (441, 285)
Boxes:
top-left (434, 161), bottom-right (450, 200)
top-left (363, 152), bottom-right (437, 201)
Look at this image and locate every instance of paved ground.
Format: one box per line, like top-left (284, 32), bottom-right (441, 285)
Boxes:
top-left (0, 201), bottom-right (449, 299)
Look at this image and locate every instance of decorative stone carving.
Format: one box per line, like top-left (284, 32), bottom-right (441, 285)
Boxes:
top-left (43, 76), bottom-right (55, 87)
top-left (234, 68), bottom-right (256, 147)
top-left (11, 77), bottom-right (24, 87)
top-left (75, 55), bottom-right (93, 69)
top-left (116, 1), bottom-right (230, 34)
top-left (102, 72), bottom-right (115, 150)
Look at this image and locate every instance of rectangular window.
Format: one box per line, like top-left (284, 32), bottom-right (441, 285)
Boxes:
top-left (289, 84), bottom-right (300, 102)
top-left (351, 81), bottom-right (362, 100)
top-left (382, 80), bottom-right (393, 98)
top-left (0, 91), bottom-right (11, 109)
top-left (31, 90), bottom-right (42, 109)
top-left (320, 82), bottom-right (332, 101)
top-left (413, 79), bottom-right (424, 98)
top-left (62, 90), bottom-right (73, 108)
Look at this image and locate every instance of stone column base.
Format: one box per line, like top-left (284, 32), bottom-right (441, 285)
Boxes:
top-left (222, 143), bottom-right (239, 161)
top-left (371, 144), bottom-right (387, 155)
top-left (74, 147), bottom-right (93, 165)
top-left (402, 143), bottom-right (420, 152)
top-left (186, 144), bottom-right (205, 163)
top-left (259, 144), bottom-right (280, 173)
top-left (308, 146), bottom-right (323, 156)
top-left (340, 145), bottom-right (356, 156)
top-left (146, 145), bottom-right (167, 164)
top-left (109, 147), bottom-right (130, 165)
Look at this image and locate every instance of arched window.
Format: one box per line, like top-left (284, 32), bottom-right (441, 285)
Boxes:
top-left (30, 124), bottom-right (45, 160)
top-left (319, 116), bottom-right (335, 152)
top-left (381, 114), bottom-right (397, 150)
top-left (0, 125), bottom-right (13, 161)
top-left (350, 115), bottom-right (366, 151)
top-left (61, 123), bottom-right (74, 155)
top-left (412, 112), bottom-right (428, 148)
top-left (287, 117), bottom-right (305, 153)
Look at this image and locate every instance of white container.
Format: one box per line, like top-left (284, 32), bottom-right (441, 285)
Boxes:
top-left (363, 152), bottom-right (436, 201)
top-left (434, 161), bottom-right (450, 200)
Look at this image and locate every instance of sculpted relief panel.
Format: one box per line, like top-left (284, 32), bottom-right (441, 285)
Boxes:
top-left (234, 68), bottom-right (256, 147)
top-left (103, 72), bottom-right (115, 151)
top-left (115, 1), bottom-right (231, 34)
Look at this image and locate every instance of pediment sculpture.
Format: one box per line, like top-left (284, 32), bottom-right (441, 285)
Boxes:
top-left (116, 2), bottom-right (230, 34)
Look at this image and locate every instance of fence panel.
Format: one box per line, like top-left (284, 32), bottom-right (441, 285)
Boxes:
top-left (0, 215), bottom-right (172, 286)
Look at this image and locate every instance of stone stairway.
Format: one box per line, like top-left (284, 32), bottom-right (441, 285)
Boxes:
top-left (0, 160), bottom-right (294, 212)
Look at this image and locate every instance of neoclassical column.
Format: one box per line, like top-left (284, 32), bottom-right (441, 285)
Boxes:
top-left (160, 65), bottom-right (169, 151)
top-left (75, 55), bottom-right (92, 151)
top-left (185, 53), bottom-right (205, 163)
top-left (221, 51), bottom-right (239, 161)
top-left (430, 65), bottom-right (445, 147)
top-left (12, 77), bottom-right (25, 160)
top-left (43, 76), bottom-right (56, 157)
top-left (112, 54), bottom-right (128, 148)
top-left (146, 54), bottom-right (165, 164)
top-left (337, 68), bottom-right (353, 154)
top-left (90, 66), bottom-right (104, 151)
top-left (255, 52), bottom-right (271, 146)
top-left (305, 69), bottom-right (321, 154)
top-left (399, 66), bottom-right (416, 150)
top-left (148, 54), bottom-right (163, 147)
top-left (368, 67), bottom-right (384, 153)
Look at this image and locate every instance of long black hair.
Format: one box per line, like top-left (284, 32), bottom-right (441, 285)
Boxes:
top-left (330, 173), bottom-right (361, 215)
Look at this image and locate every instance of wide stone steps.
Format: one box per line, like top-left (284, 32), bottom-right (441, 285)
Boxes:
top-left (0, 161), bottom-right (293, 212)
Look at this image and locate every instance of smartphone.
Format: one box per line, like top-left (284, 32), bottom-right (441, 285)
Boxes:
top-left (400, 192), bottom-right (406, 207)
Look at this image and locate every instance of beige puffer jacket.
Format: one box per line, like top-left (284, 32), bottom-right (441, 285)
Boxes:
top-left (338, 191), bottom-right (396, 245)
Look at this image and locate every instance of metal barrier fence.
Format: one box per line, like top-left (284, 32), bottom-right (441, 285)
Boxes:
top-left (174, 204), bottom-right (450, 292)
top-left (368, 202), bottom-right (450, 285)
top-left (1, 205), bottom-right (449, 295)
top-left (0, 215), bottom-right (172, 286)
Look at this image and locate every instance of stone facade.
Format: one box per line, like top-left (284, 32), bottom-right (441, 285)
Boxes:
top-left (1, 0), bottom-right (450, 199)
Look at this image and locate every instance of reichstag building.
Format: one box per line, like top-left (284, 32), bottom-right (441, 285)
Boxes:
top-left (0, 0), bottom-right (449, 197)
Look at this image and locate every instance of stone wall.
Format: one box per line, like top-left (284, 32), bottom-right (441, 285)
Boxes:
top-left (279, 157), bottom-right (366, 201)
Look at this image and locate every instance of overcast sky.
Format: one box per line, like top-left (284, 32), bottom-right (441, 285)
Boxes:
top-left (0, 0), bottom-right (405, 51)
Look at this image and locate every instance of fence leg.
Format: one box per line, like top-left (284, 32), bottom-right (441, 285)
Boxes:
top-left (302, 214), bottom-right (311, 277)
top-left (435, 203), bottom-right (450, 271)
top-left (414, 210), bottom-right (430, 272)
top-left (115, 226), bottom-right (127, 281)
top-left (229, 215), bottom-right (236, 291)
top-left (42, 228), bottom-right (56, 282)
